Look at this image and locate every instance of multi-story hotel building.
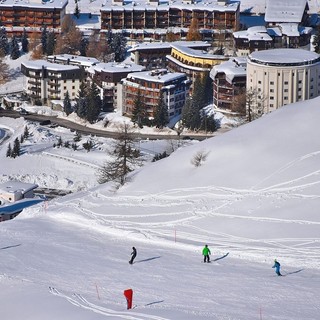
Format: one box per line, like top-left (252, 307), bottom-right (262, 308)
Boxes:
top-left (21, 60), bottom-right (84, 106)
top-left (0, 0), bottom-right (67, 35)
top-left (88, 62), bottom-right (146, 112)
top-left (167, 44), bottom-right (228, 93)
top-left (128, 41), bottom-right (211, 70)
top-left (120, 69), bottom-right (191, 119)
top-left (210, 57), bottom-right (247, 112)
top-left (100, 0), bottom-right (240, 42)
top-left (247, 48), bottom-right (320, 113)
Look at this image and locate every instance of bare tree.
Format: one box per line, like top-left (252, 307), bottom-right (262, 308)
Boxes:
top-left (191, 150), bottom-right (209, 167)
top-left (97, 123), bottom-right (141, 186)
top-left (0, 60), bottom-right (10, 84)
top-left (246, 88), bottom-right (267, 122)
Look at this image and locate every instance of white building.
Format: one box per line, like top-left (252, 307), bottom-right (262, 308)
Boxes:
top-left (47, 54), bottom-right (100, 70)
top-left (21, 60), bottom-right (84, 107)
top-left (247, 48), bottom-right (320, 112)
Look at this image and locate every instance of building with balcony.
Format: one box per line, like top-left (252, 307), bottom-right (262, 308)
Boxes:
top-left (0, 0), bottom-right (68, 35)
top-left (210, 57), bottom-right (247, 112)
top-left (128, 41), bottom-right (211, 70)
top-left (166, 44), bottom-right (228, 93)
top-left (247, 48), bottom-right (320, 113)
top-left (100, 0), bottom-right (240, 42)
top-left (21, 60), bottom-right (84, 106)
top-left (88, 62), bottom-right (146, 112)
top-left (120, 69), bottom-right (191, 119)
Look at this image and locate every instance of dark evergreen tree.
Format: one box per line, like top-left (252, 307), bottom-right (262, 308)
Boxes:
top-left (313, 25), bottom-right (320, 53)
top-left (111, 33), bottom-right (127, 62)
top-left (63, 91), bottom-right (73, 116)
top-left (74, 81), bottom-right (88, 119)
top-left (200, 110), bottom-right (218, 133)
top-left (132, 90), bottom-right (147, 128)
top-left (46, 31), bottom-right (56, 55)
top-left (11, 137), bottom-right (21, 158)
top-left (56, 136), bottom-right (63, 147)
top-left (153, 91), bottom-right (169, 128)
top-left (6, 143), bottom-right (12, 158)
top-left (74, 3), bottom-right (80, 19)
top-left (0, 27), bottom-right (9, 56)
top-left (86, 82), bottom-right (101, 123)
top-left (73, 131), bottom-right (82, 142)
top-left (21, 28), bottom-right (29, 53)
top-left (10, 36), bottom-right (20, 60)
top-left (41, 25), bottom-right (48, 55)
top-left (80, 36), bottom-right (88, 56)
top-left (101, 95), bottom-right (113, 112)
top-left (23, 126), bottom-right (30, 139)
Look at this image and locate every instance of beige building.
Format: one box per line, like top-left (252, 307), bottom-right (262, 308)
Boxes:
top-left (247, 48), bottom-right (320, 113)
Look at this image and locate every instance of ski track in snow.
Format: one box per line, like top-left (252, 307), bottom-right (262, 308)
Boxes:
top-left (49, 156), bottom-right (320, 269)
top-left (49, 287), bottom-right (170, 320)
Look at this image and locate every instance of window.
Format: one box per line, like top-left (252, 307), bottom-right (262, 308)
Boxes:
top-left (270, 96), bottom-right (274, 100)
top-left (270, 89), bottom-right (274, 93)
top-left (258, 80), bottom-right (261, 84)
top-left (284, 81), bottom-right (288, 85)
top-left (284, 97), bottom-right (288, 100)
top-left (284, 89), bottom-right (288, 92)
top-left (270, 81), bottom-right (274, 85)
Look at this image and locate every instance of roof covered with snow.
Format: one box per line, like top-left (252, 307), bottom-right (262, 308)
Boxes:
top-left (210, 57), bottom-right (247, 83)
top-left (0, 181), bottom-right (38, 194)
top-left (21, 60), bottom-right (80, 72)
top-left (89, 62), bottom-right (146, 73)
top-left (171, 44), bottom-right (226, 60)
top-left (125, 69), bottom-right (186, 84)
top-left (0, 0), bottom-right (68, 9)
top-left (47, 54), bottom-right (100, 67)
top-left (128, 41), bottom-right (211, 53)
top-left (265, 0), bottom-right (308, 23)
top-left (248, 48), bottom-right (320, 65)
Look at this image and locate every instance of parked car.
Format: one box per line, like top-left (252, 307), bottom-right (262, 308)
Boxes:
top-left (19, 109), bottom-right (29, 115)
top-left (39, 120), bottom-right (51, 125)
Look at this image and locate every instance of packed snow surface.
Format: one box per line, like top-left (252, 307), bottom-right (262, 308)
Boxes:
top-left (1, 94), bottom-right (320, 319)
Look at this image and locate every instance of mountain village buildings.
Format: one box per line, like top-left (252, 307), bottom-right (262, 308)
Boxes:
top-left (247, 48), bottom-right (320, 112)
top-left (121, 69), bottom-right (191, 119)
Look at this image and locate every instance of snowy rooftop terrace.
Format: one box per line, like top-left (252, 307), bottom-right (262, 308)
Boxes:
top-left (248, 49), bottom-right (320, 66)
top-left (171, 44), bottom-right (226, 60)
top-left (0, 0), bottom-right (68, 9)
top-left (0, 181), bottom-right (38, 195)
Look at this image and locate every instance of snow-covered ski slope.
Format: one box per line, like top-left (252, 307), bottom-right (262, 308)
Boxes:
top-left (1, 96), bottom-right (320, 319)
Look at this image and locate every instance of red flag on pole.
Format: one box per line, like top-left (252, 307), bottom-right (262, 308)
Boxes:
top-left (124, 289), bottom-right (133, 309)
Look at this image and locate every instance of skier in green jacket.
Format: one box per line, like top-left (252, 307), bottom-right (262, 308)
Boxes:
top-left (202, 244), bottom-right (211, 263)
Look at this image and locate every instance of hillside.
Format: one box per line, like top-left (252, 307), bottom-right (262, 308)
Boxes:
top-left (0, 95), bottom-right (319, 319)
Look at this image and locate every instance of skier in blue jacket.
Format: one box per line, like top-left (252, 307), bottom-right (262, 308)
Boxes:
top-left (272, 259), bottom-right (282, 276)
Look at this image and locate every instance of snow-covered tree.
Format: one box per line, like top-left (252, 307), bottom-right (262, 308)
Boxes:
top-left (41, 25), bottom-right (48, 55)
top-left (0, 60), bottom-right (10, 84)
top-left (0, 27), bottom-right (9, 56)
top-left (110, 33), bottom-right (127, 62)
top-left (21, 28), bottom-right (29, 53)
top-left (86, 82), bottom-right (101, 123)
top-left (132, 90), bottom-right (147, 128)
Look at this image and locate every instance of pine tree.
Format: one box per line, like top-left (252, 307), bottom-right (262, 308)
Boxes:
top-left (11, 137), bottom-right (21, 158)
top-left (0, 27), bottom-right (9, 56)
top-left (153, 91), bottom-right (169, 128)
top-left (63, 91), bottom-right (73, 116)
top-left (132, 90), bottom-right (147, 128)
top-left (181, 96), bottom-right (193, 128)
top-left (0, 59), bottom-right (10, 84)
top-left (6, 143), bottom-right (12, 157)
top-left (74, 3), bottom-right (80, 19)
top-left (74, 81), bottom-right (88, 119)
top-left (41, 25), bottom-right (48, 55)
top-left (97, 123), bottom-right (141, 186)
top-left (46, 32), bottom-right (56, 55)
top-left (86, 82), bottom-right (101, 123)
top-left (80, 36), bottom-right (88, 56)
top-left (23, 126), bottom-right (30, 138)
top-left (111, 33), bottom-right (127, 62)
top-left (10, 36), bottom-right (20, 60)
top-left (21, 28), bottom-right (29, 53)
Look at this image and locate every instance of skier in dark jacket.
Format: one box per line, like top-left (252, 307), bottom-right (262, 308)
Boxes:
top-left (129, 247), bottom-right (137, 264)
top-left (272, 259), bottom-right (282, 276)
top-left (202, 244), bottom-right (211, 263)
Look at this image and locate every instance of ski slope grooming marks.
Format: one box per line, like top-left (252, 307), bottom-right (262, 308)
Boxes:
top-left (49, 287), bottom-right (170, 320)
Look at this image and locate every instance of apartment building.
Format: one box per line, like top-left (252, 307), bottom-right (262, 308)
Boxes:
top-left (247, 48), bottom-right (320, 113)
top-left (121, 69), bottom-right (191, 119)
top-left (100, 0), bottom-right (240, 42)
top-left (88, 62), bottom-right (146, 112)
top-left (21, 60), bottom-right (84, 106)
top-left (0, 0), bottom-right (67, 35)
top-left (210, 57), bottom-right (247, 112)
